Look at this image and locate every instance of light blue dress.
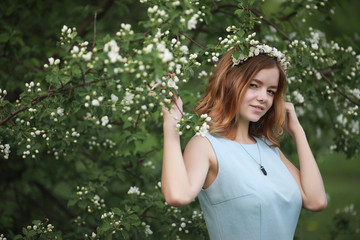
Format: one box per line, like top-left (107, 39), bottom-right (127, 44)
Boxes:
top-left (198, 133), bottom-right (302, 240)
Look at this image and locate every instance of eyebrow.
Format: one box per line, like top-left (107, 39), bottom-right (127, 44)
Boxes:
top-left (252, 79), bottom-right (278, 89)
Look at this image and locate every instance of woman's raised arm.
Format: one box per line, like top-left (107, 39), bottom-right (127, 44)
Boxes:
top-left (160, 96), bottom-right (212, 206)
top-left (278, 102), bottom-right (327, 211)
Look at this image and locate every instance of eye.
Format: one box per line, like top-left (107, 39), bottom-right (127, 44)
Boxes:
top-left (267, 90), bottom-right (276, 96)
top-left (249, 83), bottom-right (257, 88)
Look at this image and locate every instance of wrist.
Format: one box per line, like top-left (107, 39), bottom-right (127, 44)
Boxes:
top-left (291, 126), bottom-right (305, 138)
top-left (163, 119), bottom-right (179, 131)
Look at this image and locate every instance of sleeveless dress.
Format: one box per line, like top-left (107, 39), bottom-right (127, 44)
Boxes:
top-left (197, 133), bottom-right (302, 240)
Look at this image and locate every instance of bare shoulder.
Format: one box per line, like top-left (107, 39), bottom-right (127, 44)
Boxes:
top-left (186, 135), bottom-right (212, 152)
top-left (184, 135), bottom-right (216, 161)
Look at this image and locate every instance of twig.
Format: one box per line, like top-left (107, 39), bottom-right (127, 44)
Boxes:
top-left (214, 4), bottom-right (292, 42)
top-left (249, 8), bottom-right (292, 42)
top-left (67, 87), bottom-right (73, 101)
top-left (134, 113), bottom-right (142, 131)
top-left (32, 181), bottom-right (76, 219)
top-left (319, 71), bottom-right (360, 106)
top-left (79, 64), bottom-right (86, 84)
top-left (170, 94), bottom-right (184, 117)
top-left (77, 0), bottom-right (114, 37)
top-left (0, 105), bottom-right (28, 126)
top-left (92, 12), bottom-right (97, 50)
top-left (0, 77), bottom-right (112, 126)
top-left (278, 12), bottom-right (297, 21)
top-left (7, 55), bottom-right (44, 72)
top-left (313, 75), bottom-right (335, 126)
top-left (179, 31), bottom-right (205, 50)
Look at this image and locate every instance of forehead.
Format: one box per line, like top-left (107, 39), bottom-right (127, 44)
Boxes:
top-left (252, 67), bottom-right (279, 87)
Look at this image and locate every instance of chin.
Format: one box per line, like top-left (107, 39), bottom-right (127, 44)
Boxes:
top-left (249, 116), bottom-right (262, 122)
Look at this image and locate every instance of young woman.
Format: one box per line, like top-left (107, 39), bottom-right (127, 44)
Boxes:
top-left (159, 47), bottom-right (327, 239)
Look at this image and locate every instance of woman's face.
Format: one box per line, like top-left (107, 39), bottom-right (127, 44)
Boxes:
top-left (238, 66), bottom-right (280, 123)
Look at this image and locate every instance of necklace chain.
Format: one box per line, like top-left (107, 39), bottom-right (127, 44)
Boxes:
top-left (238, 140), bottom-right (268, 176)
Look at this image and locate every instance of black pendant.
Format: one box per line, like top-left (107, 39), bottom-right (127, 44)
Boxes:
top-left (260, 165), bottom-right (267, 176)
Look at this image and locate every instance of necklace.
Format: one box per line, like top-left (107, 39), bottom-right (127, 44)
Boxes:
top-left (238, 140), bottom-right (267, 176)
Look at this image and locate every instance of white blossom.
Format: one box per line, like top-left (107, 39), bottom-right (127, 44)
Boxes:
top-left (144, 224), bottom-right (153, 236)
top-left (72, 46), bottom-right (79, 53)
top-left (167, 79), bottom-right (177, 89)
top-left (128, 186), bottom-right (140, 195)
top-left (336, 114), bottom-right (347, 125)
top-left (293, 90), bottom-right (304, 104)
top-left (48, 57), bottom-right (54, 65)
top-left (57, 107), bottom-right (64, 116)
top-left (179, 45), bottom-right (189, 54)
top-left (160, 48), bottom-right (173, 62)
top-left (123, 92), bottom-right (134, 105)
top-left (61, 25), bottom-right (68, 33)
top-left (111, 94), bottom-right (119, 103)
top-left (351, 88), bottom-right (360, 99)
top-left (144, 44), bottom-right (153, 53)
top-left (187, 15), bottom-right (198, 30)
top-left (91, 99), bottom-right (100, 106)
top-left (311, 43), bottom-right (319, 50)
top-left (82, 52), bottom-right (92, 61)
top-left (101, 116), bottom-right (109, 126)
top-left (121, 23), bottom-right (131, 31)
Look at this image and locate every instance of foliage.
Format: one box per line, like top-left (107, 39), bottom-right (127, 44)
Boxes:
top-left (330, 204), bottom-right (360, 240)
top-left (0, 0), bottom-right (359, 239)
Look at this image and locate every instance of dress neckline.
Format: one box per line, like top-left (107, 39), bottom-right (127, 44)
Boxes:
top-left (215, 134), bottom-right (259, 146)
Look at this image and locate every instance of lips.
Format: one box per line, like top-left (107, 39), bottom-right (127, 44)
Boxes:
top-left (250, 105), bottom-right (265, 112)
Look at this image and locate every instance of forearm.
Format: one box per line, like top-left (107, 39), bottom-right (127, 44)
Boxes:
top-left (293, 127), bottom-right (327, 210)
top-left (161, 122), bottom-right (192, 205)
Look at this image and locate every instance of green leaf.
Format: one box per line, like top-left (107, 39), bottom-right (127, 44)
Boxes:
top-left (67, 199), bottom-right (78, 207)
top-left (0, 33), bottom-right (9, 43)
top-left (234, 9), bottom-right (244, 18)
top-left (105, 232), bottom-right (113, 240)
top-left (99, 222), bottom-right (112, 233)
top-left (232, 49), bottom-right (240, 59)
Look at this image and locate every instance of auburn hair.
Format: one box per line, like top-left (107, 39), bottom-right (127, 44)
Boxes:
top-left (195, 48), bottom-right (287, 147)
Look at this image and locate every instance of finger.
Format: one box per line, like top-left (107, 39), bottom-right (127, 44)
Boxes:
top-left (150, 90), bottom-right (157, 97)
top-left (150, 83), bottom-right (163, 97)
top-left (169, 89), bottom-right (179, 101)
top-left (151, 82), bottom-right (163, 91)
top-left (177, 96), bottom-right (183, 108)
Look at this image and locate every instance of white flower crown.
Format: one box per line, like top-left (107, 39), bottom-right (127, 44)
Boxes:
top-left (232, 39), bottom-right (289, 70)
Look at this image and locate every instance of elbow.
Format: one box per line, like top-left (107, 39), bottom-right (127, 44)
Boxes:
top-left (304, 197), bottom-right (328, 212)
top-left (162, 190), bottom-right (193, 207)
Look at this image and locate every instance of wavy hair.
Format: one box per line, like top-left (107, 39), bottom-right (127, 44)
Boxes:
top-left (195, 48), bottom-right (287, 147)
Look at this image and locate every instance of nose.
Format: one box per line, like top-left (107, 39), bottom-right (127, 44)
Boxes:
top-left (257, 89), bottom-right (267, 102)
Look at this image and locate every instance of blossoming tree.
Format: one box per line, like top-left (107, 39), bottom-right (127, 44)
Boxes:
top-left (0, 0), bottom-right (359, 239)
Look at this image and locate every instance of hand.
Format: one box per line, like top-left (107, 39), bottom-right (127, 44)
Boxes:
top-left (283, 102), bottom-right (303, 138)
top-left (151, 83), bottom-right (183, 126)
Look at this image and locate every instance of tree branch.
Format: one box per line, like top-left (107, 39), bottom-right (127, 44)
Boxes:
top-left (32, 181), bottom-right (76, 219)
top-left (249, 8), bottom-right (292, 42)
top-left (213, 4), bottom-right (293, 42)
top-left (319, 71), bottom-right (360, 106)
top-left (92, 12), bottom-right (97, 50)
top-left (278, 11), bottom-right (297, 21)
top-left (0, 77), bottom-right (112, 126)
top-left (77, 0), bottom-right (114, 37)
top-left (179, 31), bottom-right (205, 50)
top-left (6, 55), bottom-right (44, 72)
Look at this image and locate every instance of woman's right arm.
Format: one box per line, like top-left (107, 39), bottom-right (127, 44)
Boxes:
top-left (161, 97), bottom-right (211, 206)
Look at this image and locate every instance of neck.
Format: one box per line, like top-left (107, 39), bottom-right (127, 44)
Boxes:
top-left (233, 120), bottom-right (255, 144)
